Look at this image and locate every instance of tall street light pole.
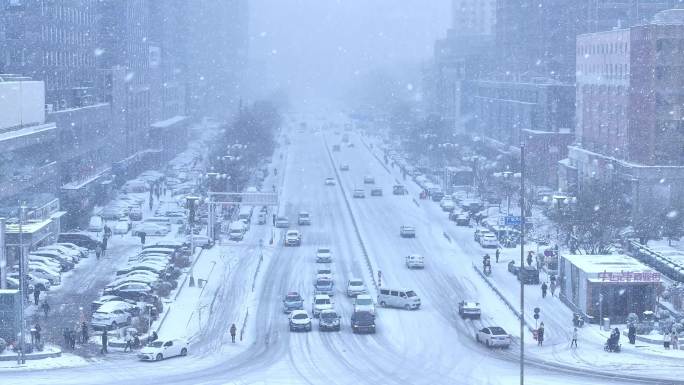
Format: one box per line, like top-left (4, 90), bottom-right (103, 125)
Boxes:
top-left (18, 204), bottom-right (27, 364)
top-left (519, 144), bottom-right (526, 385)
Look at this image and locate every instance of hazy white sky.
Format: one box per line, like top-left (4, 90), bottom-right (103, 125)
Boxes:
top-left (247, 0), bottom-right (451, 103)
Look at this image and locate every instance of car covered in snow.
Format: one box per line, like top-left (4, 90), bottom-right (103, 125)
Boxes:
top-left (476, 326), bottom-right (511, 348)
top-left (316, 267), bottom-right (333, 281)
top-left (370, 187), bottom-right (383, 196)
top-left (297, 211), bottom-right (311, 225)
top-left (91, 300), bottom-right (138, 330)
top-left (283, 292), bottom-right (304, 313)
top-left (315, 247), bottom-right (332, 263)
top-left (325, 177), bottom-right (336, 186)
top-left (363, 176), bottom-right (375, 184)
top-left (284, 230), bottom-right (302, 246)
top-left (392, 185), bottom-right (407, 195)
top-left (405, 254), bottom-right (425, 269)
top-left (289, 310), bottom-right (312, 332)
top-left (318, 309), bottom-right (341, 332)
top-left (479, 233), bottom-right (499, 248)
top-left (103, 282), bottom-right (154, 301)
top-left (353, 294), bottom-right (376, 315)
top-left (132, 222), bottom-right (170, 237)
top-left (314, 277), bottom-right (334, 296)
top-left (399, 225), bottom-right (416, 238)
top-left (113, 219), bottom-right (131, 234)
top-left (458, 301), bottom-right (481, 319)
top-left (353, 189), bottom-right (365, 198)
top-left (138, 338), bottom-right (188, 361)
top-left (340, 164), bottom-right (350, 171)
top-left (346, 278), bottom-right (367, 297)
top-left (311, 294), bottom-right (333, 318)
top-left (275, 216), bottom-right (290, 228)
top-left (440, 197), bottom-right (455, 212)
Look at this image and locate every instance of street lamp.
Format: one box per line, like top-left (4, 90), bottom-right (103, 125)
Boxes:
top-left (186, 196), bottom-right (200, 287)
top-left (493, 170), bottom-right (521, 216)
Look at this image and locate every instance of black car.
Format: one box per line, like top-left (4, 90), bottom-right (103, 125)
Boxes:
top-left (351, 311), bottom-right (376, 334)
top-left (318, 309), bottom-right (341, 332)
top-left (58, 233), bottom-right (102, 250)
top-left (392, 185), bottom-right (407, 195)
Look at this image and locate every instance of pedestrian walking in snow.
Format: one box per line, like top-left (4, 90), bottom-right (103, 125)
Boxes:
top-left (139, 231), bottom-right (146, 246)
top-left (69, 328), bottom-right (76, 349)
top-left (33, 287), bottom-right (41, 306)
top-left (664, 332), bottom-right (671, 349)
top-left (81, 322), bottom-right (89, 344)
top-left (41, 300), bottom-right (50, 318)
top-left (272, 214), bottom-right (276, 226)
top-left (628, 324), bottom-right (636, 344)
top-left (101, 330), bottom-right (108, 354)
top-left (149, 198), bottom-right (153, 211)
top-left (570, 327), bottom-right (578, 348)
top-left (526, 251), bottom-right (534, 267)
top-left (549, 281), bottom-right (556, 297)
top-left (124, 332), bottom-right (133, 352)
top-left (230, 323), bottom-right (237, 343)
top-left (95, 244), bottom-right (102, 259)
top-left (671, 332), bottom-right (679, 350)
top-left (541, 282), bottom-right (548, 298)
top-left (537, 323), bottom-right (545, 346)
top-left (63, 328), bottom-right (71, 349)
top-left (495, 248), bottom-right (500, 263)
top-left (34, 323), bottom-right (41, 345)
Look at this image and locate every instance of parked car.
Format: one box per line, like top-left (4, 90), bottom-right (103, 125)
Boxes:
top-left (188, 234), bottom-right (214, 248)
top-left (311, 294), bottom-right (333, 318)
top-left (458, 301), bottom-right (481, 319)
top-left (88, 215), bottom-right (105, 232)
top-left (353, 294), bottom-right (375, 315)
top-left (58, 233), bottom-right (102, 250)
top-left (392, 185), bottom-right (407, 195)
top-left (340, 164), bottom-right (350, 171)
top-left (399, 225), bottom-right (416, 238)
top-left (138, 339), bottom-right (188, 361)
top-left (377, 288), bottom-right (420, 310)
top-left (9, 273), bottom-right (50, 291)
top-left (370, 188), bottom-right (383, 196)
top-left (284, 230), bottom-right (302, 246)
top-left (479, 233), bottom-right (499, 248)
top-left (55, 242), bottom-right (89, 258)
top-left (318, 309), bottom-right (341, 332)
top-left (289, 310), bottom-right (312, 332)
top-left (28, 255), bottom-right (68, 272)
top-left (353, 189), bottom-right (365, 198)
top-left (325, 177), bottom-right (336, 186)
top-left (405, 254), bottom-right (425, 269)
top-left (91, 300), bottom-right (137, 330)
top-left (476, 326), bottom-right (511, 348)
top-left (103, 282), bottom-right (153, 299)
top-left (91, 295), bottom-right (138, 313)
top-left (351, 311), bottom-right (376, 334)
top-left (32, 250), bottom-right (76, 269)
top-left (283, 292), bottom-right (304, 313)
top-left (316, 247), bottom-right (332, 263)
top-left (26, 266), bottom-right (61, 286)
top-left (363, 176), bottom-right (375, 184)
top-left (114, 219), bottom-right (131, 234)
top-left (297, 212), bottom-right (311, 225)
top-left (440, 197), bottom-right (455, 212)
top-left (129, 207), bottom-right (143, 221)
top-left (346, 278), bottom-right (367, 297)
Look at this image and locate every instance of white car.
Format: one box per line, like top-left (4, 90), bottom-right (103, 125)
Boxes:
top-left (316, 247), bottom-right (332, 263)
top-left (399, 225), bottom-right (416, 238)
top-left (28, 255), bottom-right (64, 272)
top-left (311, 294), bottom-right (333, 318)
top-left (406, 254), bottom-right (425, 269)
top-left (132, 223), bottom-right (170, 236)
top-left (56, 242), bottom-right (89, 258)
top-left (284, 230), bottom-right (302, 246)
top-left (138, 338), bottom-right (188, 361)
top-left (113, 220), bottom-right (130, 234)
top-left (27, 265), bottom-right (61, 285)
top-left (325, 177), bottom-right (336, 186)
top-left (440, 197), bottom-right (455, 212)
top-left (476, 326), bottom-right (511, 348)
top-left (39, 245), bottom-right (82, 262)
top-left (188, 235), bottom-right (214, 248)
top-left (363, 176), bottom-right (375, 184)
top-left (459, 301), bottom-right (481, 319)
top-left (346, 278), bottom-right (367, 297)
top-left (289, 310), bottom-right (312, 332)
top-left (353, 189), bottom-right (365, 198)
top-left (479, 233), bottom-right (499, 248)
top-left (353, 294), bottom-right (376, 315)
top-left (316, 268), bottom-right (333, 281)
top-left (91, 301), bottom-right (137, 330)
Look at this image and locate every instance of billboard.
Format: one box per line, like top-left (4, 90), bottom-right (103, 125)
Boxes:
top-left (0, 81), bottom-right (46, 129)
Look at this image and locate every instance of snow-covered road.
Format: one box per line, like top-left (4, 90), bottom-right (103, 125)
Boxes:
top-left (2, 126), bottom-right (672, 385)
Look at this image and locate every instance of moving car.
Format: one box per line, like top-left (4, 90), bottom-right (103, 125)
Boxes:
top-left (275, 217), bottom-right (290, 228)
top-left (340, 164), bottom-right (350, 171)
top-left (377, 288), bottom-right (420, 310)
top-left (370, 187), bottom-right (383, 196)
top-left (297, 212), bottom-right (311, 225)
top-left (332, 144), bottom-right (341, 152)
top-left (351, 311), bottom-right (376, 334)
top-left (399, 225), bottom-right (416, 238)
top-left (392, 185), bottom-right (407, 195)
top-left (363, 176), bottom-right (375, 184)
top-left (188, 234), bottom-right (214, 248)
top-left (346, 279), bottom-right (367, 297)
top-left (132, 223), bottom-right (170, 237)
top-left (289, 310), bottom-right (312, 332)
top-left (284, 230), bottom-right (302, 246)
top-left (458, 301), bottom-right (481, 319)
top-left (316, 267), bottom-right (333, 281)
top-left (314, 277), bottom-right (334, 296)
top-left (311, 294), bottom-right (333, 318)
top-left (318, 309), bottom-right (341, 332)
top-left (315, 247), bottom-right (332, 263)
top-left (91, 300), bottom-right (137, 330)
top-left (476, 326), bottom-right (511, 348)
top-left (405, 254), bottom-right (425, 269)
top-left (138, 338), bottom-right (188, 361)
top-left (353, 189), bottom-right (365, 198)
top-left (228, 221), bottom-right (247, 241)
top-left (325, 177), bottom-right (336, 186)
top-left (454, 213), bottom-right (470, 226)
top-left (479, 233), bottom-right (499, 248)
top-left (283, 292), bottom-right (304, 313)
top-left (440, 197), bottom-right (455, 212)
top-left (353, 294), bottom-right (375, 315)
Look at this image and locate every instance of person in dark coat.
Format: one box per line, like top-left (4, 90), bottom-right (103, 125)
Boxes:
top-left (149, 331), bottom-right (158, 343)
top-left (95, 244), bottom-right (102, 259)
top-left (101, 236), bottom-right (108, 257)
top-left (526, 251), bottom-right (534, 266)
top-left (628, 324), bottom-right (636, 344)
top-left (34, 323), bottom-right (42, 345)
top-left (63, 328), bottom-right (71, 349)
top-left (33, 287), bottom-right (41, 306)
top-left (495, 248), bottom-right (500, 263)
top-left (230, 324), bottom-right (237, 343)
top-left (272, 214), bottom-right (276, 226)
top-left (537, 323), bottom-right (545, 346)
top-left (541, 282), bottom-right (548, 298)
top-left (69, 328), bottom-right (76, 349)
top-left (81, 322), bottom-right (89, 344)
top-left (41, 300), bottom-right (50, 318)
top-left (101, 330), bottom-right (108, 354)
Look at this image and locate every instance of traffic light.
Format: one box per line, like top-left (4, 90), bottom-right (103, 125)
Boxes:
top-left (533, 307), bottom-right (540, 320)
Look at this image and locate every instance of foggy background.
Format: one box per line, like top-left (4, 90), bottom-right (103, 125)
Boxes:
top-left (247, 0), bottom-right (451, 108)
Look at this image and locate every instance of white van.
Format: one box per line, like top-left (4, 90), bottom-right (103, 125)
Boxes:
top-left (238, 206), bottom-right (253, 224)
top-left (88, 216), bottom-right (104, 232)
top-left (405, 254), bottom-right (425, 269)
top-left (377, 288), bottom-right (421, 310)
top-left (228, 221), bottom-right (247, 240)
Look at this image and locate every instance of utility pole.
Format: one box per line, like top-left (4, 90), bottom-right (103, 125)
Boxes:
top-left (18, 205), bottom-right (27, 364)
top-left (519, 145), bottom-right (526, 385)
top-left (0, 218), bottom-right (6, 289)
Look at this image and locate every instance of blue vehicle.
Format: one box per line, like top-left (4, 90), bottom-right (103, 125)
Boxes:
top-left (283, 292), bottom-right (304, 313)
top-left (314, 278), bottom-right (334, 296)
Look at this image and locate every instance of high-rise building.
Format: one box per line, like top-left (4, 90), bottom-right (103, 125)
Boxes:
top-left (452, 0), bottom-right (496, 36)
top-left (0, 0), bottom-right (98, 109)
top-left (560, 9), bottom-right (684, 220)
